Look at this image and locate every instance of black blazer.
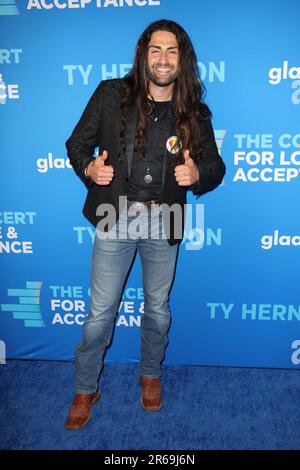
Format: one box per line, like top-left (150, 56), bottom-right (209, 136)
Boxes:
top-left (66, 79), bottom-right (226, 245)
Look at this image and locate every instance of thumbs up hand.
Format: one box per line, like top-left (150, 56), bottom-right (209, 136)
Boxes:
top-left (174, 149), bottom-right (199, 186)
top-left (86, 150), bottom-right (114, 185)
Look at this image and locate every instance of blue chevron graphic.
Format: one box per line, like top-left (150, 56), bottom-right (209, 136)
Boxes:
top-left (0, 0), bottom-right (19, 15)
top-left (214, 129), bottom-right (226, 186)
top-left (214, 129), bottom-right (227, 155)
top-left (1, 281), bottom-right (45, 327)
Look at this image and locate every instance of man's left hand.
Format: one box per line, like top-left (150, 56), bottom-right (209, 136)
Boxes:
top-left (174, 149), bottom-right (200, 186)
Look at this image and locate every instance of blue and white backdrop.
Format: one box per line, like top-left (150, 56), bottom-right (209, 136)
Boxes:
top-left (1, 0), bottom-right (300, 369)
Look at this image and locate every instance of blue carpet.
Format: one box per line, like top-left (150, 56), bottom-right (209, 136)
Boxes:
top-left (0, 361), bottom-right (299, 450)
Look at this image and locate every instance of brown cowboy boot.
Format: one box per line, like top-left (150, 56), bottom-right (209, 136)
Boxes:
top-left (64, 389), bottom-right (100, 430)
top-left (140, 376), bottom-right (162, 411)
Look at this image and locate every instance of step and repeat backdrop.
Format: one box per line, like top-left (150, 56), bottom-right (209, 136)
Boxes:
top-left (1, 0), bottom-right (300, 369)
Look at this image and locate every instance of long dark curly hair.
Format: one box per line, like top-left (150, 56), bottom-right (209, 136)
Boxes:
top-left (119, 19), bottom-right (211, 162)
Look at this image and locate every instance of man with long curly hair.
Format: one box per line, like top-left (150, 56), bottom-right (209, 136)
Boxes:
top-left (65, 19), bottom-right (225, 430)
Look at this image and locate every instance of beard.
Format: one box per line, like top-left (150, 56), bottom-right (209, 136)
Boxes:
top-left (147, 63), bottom-right (179, 87)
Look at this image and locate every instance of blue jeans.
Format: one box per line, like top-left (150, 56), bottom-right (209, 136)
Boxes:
top-left (75, 204), bottom-right (179, 394)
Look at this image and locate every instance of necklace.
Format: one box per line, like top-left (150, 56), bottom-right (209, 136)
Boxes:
top-left (143, 101), bottom-right (171, 184)
top-left (144, 168), bottom-right (153, 184)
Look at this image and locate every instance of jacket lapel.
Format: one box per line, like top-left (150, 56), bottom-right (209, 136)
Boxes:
top-left (161, 108), bottom-right (176, 191)
top-left (125, 104), bottom-right (138, 179)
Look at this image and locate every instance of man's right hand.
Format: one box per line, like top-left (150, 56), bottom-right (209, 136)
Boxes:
top-left (86, 150), bottom-right (114, 185)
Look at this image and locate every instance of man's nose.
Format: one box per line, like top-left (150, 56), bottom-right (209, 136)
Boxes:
top-left (158, 50), bottom-right (168, 64)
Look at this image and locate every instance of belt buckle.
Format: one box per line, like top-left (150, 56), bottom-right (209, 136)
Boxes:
top-left (128, 201), bottom-right (147, 213)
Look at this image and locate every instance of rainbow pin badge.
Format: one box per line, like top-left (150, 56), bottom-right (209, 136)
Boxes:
top-left (166, 136), bottom-right (180, 155)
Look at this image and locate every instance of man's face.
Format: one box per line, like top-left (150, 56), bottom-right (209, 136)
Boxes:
top-left (147, 30), bottom-right (179, 88)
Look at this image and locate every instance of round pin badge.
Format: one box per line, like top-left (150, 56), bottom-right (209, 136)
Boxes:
top-left (166, 136), bottom-right (180, 155)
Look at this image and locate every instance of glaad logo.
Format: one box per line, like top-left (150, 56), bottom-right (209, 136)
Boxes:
top-left (269, 61), bottom-right (300, 85)
top-left (268, 61), bottom-right (300, 105)
top-left (0, 281), bottom-right (45, 327)
top-left (0, 0), bottom-right (19, 15)
top-left (291, 340), bottom-right (300, 365)
top-left (36, 152), bottom-right (72, 172)
top-left (261, 230), bottom-right (300, 250)
top-left (0, 340), bottom-right (6, 364)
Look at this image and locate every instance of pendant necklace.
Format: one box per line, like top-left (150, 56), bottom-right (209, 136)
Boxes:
top-left (143, 101), bottom-right (170, 185)
top-left (144, 167), bottom-right (153, 184)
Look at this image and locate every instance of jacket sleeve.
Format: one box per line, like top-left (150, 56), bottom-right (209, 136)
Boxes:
top-left (190, 114), bottom-right (226, 196)
top-left (65, 81), bottom-right (105, 188)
